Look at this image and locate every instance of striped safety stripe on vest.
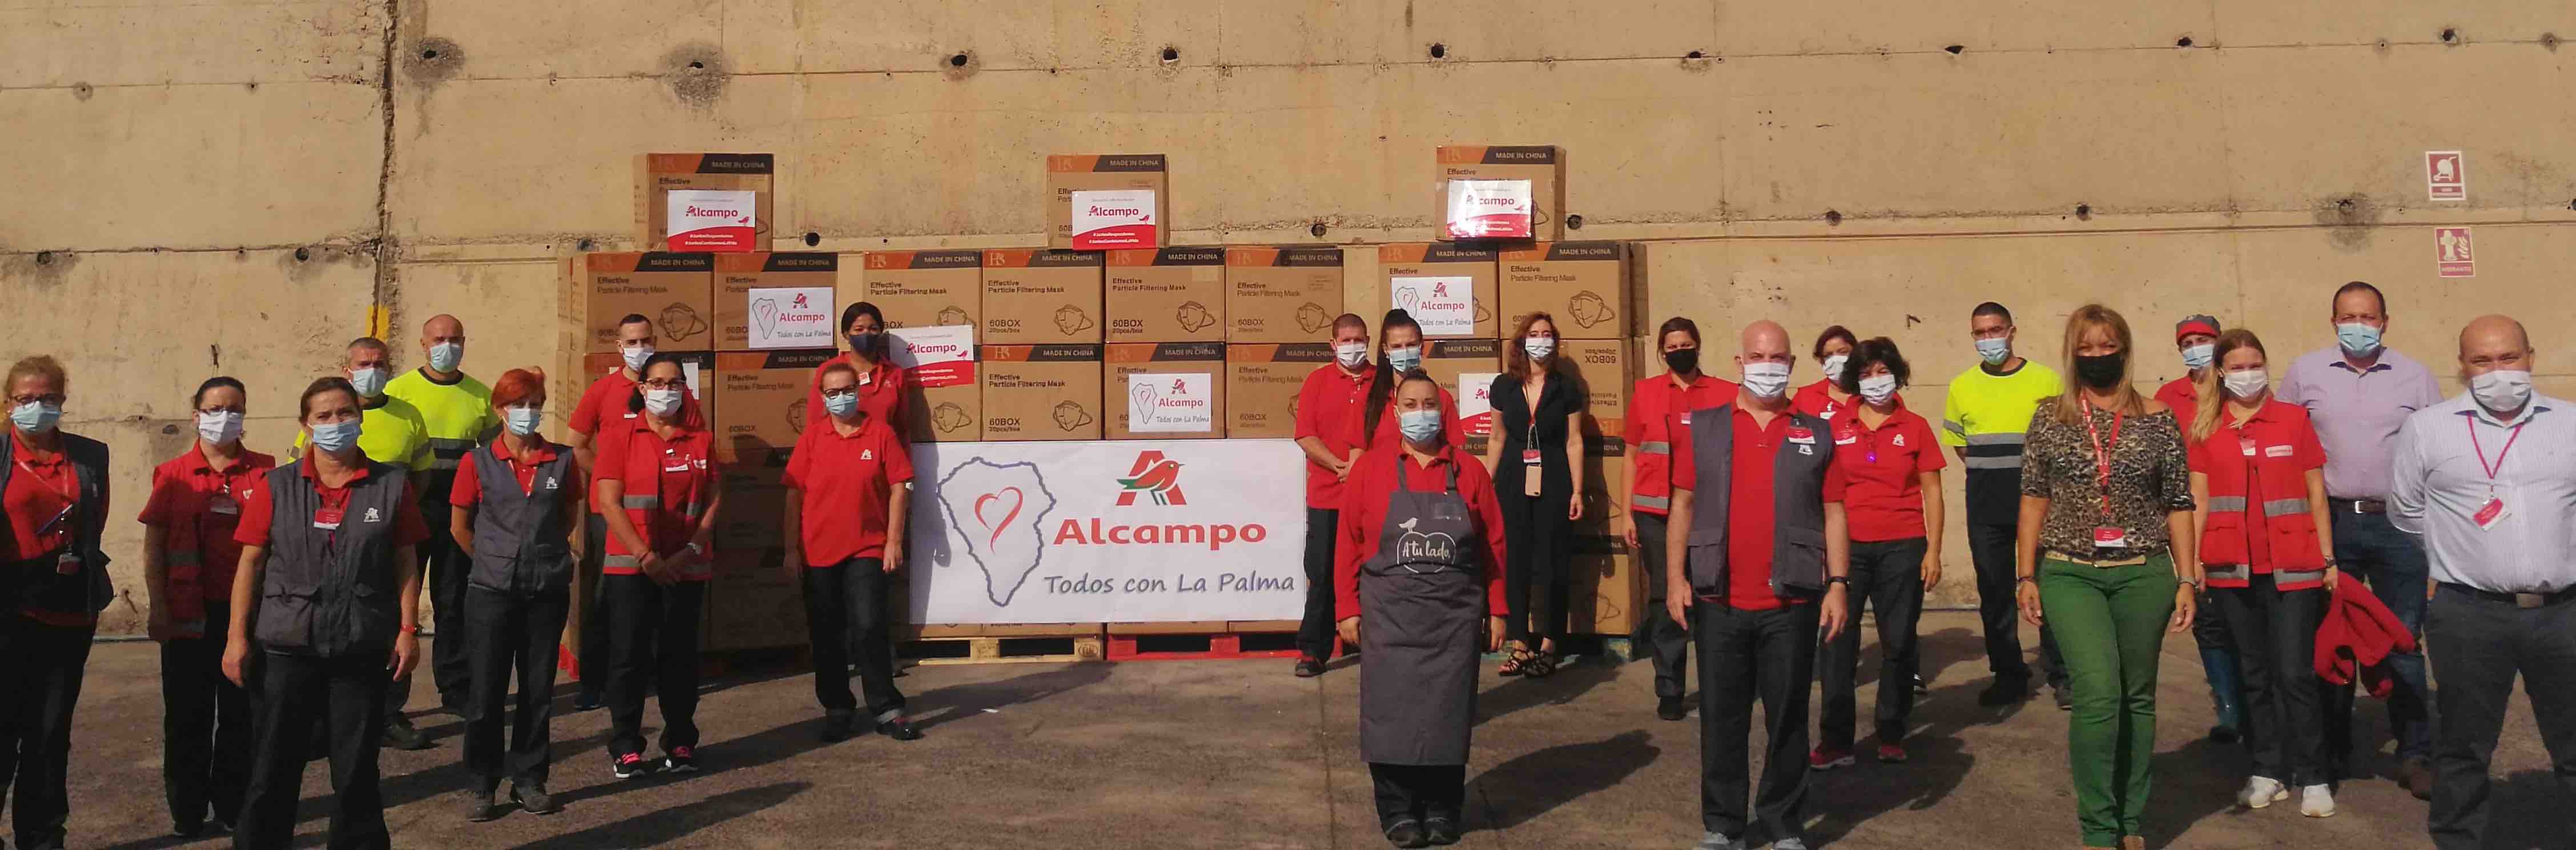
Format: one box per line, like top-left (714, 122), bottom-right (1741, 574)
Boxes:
top-left (1633, 439), bottom-right (1675, 510)
top-left (424, 436), bottom-right (476, 471)
top-left (1958, 431), bottom-right (2027, 470)
top-left (2203, 496), bottom-right (2327, 586)
top-left (602, 494), bottom-right (707, 572)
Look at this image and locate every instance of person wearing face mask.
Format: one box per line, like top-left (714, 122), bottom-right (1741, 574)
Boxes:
top-left (0, 356), bottom-right (113, 850)
top-left (2158, 314), bottom-right (2245, 747)
top-left (1290, 313), bottom-right (1376, 677)
top-left (2184, 330), bottom-right (2338, 817)
top-left (225, 376), bottom-right (430, 850)
top-left (139, 376), bottom-right (275, 838)
top-left (1482, 313), bottom-right (1586, 677)
top-left (804, 302), bottom-right (908, 431)
top-left (2158, 315), bottom-right (2222, 423)
top-left (1625, 317), bottom-right (1737, 721)
top-left (1334, 370), bottom-right (1510, 849)
top-left (1793, 326), bottom-right (1859, 420)
top-left (1663, 320), bottom-right (1853, 850)
top-left (1359, 311), bottom-right (1460, 451)
top-left (783, 362), bottom-right (923, 743)
top-left (1939, 301), bottom-right (2071, 709)
top-left (2012, 304), bottom-right (2199, 850)
top-left (2391, 315), bottom-right (2576, 850)
top-left (595, 352), bottom-right (726, 780)
top-left (566, 314), bottom-right (702, 712)
top-left (297, 337), bottom-right (438, 747)
top-left (1811, 338), bottom-right (1945, 769)
top-left (446, 368), bottom-right (582, 821)
top-left (2277, 281), bottom-right (2442, 797)
top-left (381, 314), bottom-right (501, 727)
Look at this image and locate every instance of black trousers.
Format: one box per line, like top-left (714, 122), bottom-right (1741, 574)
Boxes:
top-left (806, 558), bottom-right (906, 721)
top-left (2215, 576), bottom-right (2327, 786)
top-left (1369, 763), bottom-right (1466, 828)
top-left (1632, 513), bottom-right (1690, 699)
top-left (1969, 522), bottom-right (2064, 687)
top-left (401, 494), bottom-right (470, 716)
top-left (1297, 507), bottom-right (1341, 659)
top-left (578, 514), bottom-right (611, 698)
top-left (2424, 586), bottom-right (2576, 850)
top-left (237, 652), bottom-right (392, 850)
top-left (1696, 600), bottom-right (1820, 842)
top-left (0, 620), bottom-right (94, 849)
top-left (605, 575), bottom-right (703, 757)
top-left (162, 601), bottom-right (251, 832)
top-left (1818, 538), bottom-right (1927, 750)
top-left (462, 587), bottom-right (567, 787)
top-left (1497, 483), bottom-right (1572, 645)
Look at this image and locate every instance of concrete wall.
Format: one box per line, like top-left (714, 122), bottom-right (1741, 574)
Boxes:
top-left (5, 1), bottom-right (2571, 629)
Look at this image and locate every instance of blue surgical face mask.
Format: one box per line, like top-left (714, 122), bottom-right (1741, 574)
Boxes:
top-left (1386, 345), bottom-right (1423, 374)
top-left (1975, 337), bottom-right (2011, 365)
top-left (428, 342), bottom-right (463, 372)
top-left (2336, 322), bottom-right (2383, 357)
top-left (504, 406), bottom-right (544, 436)
top-left (309, 418), bottom-right (363, 454)
top-left (10, 401), bottom-right (61, 434)
top-left (1398, 408), bottom-right (1443, 445)
top-left (347, 367), bottom-right (387, 398)
top-left (2180, 343), bottom-right (2215, 370)
top-left (823, 391), bottom-right (859, 419)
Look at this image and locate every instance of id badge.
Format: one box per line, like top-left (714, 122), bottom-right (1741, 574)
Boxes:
top-left (858, 371), bottom-right (874, 386)
top-left (1522, 450), bottom-right (1544, 466)
top-left (54, 552), bottom-right (79, 575)
top-left (2474, 497), bottom-right (2509, 531)
top-left (208, 494), bottom-right (240, 515)
top-left (2239, 438), bottom-right (2257, 457)
top-left (2093, 526), bottom-right (2128, 548)
top-left (663, 461), bottom-right (693, 473)
top-left (313, 508), bottom-right (345, 531)
top-left (1678, 411), bottom-right (1692, 426)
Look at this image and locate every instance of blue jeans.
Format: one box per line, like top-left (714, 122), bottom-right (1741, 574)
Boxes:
top-left (2327, 509), bottom-right (2433, 764)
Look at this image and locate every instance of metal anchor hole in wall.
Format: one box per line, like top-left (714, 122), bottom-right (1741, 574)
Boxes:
top-left (949, 53), bottom-right (971, 67)
top-left (295, 247), bottom-right (311, 262)
top-left (1945, 45), bottom-right (1963, 54)
top-left (1429, 43), bottom-right (1447, 59)
top-left (803, 232), bottom-right (822, 247)
top-left (1687, 50), bottom-right (1706, 59)
top-left (421, 48), bottom-right (438, 60)
top-left (577, 238), bottom-right (595, 251)
top-left (2440, 28), bottom-right (2457, 43)
top-left (2175, 36), bottom-right (2193, 48)
top-left (1160, 47), bottom-right (1180, 64)
top-left (689, 61), bottom-right (704, 69)
top-left (1310, 222), bottom-right (1328, 238)
top-left (1824, 210), bottom-right (1843, 226)
top-left (2075, 203), bottom-right (2092, 220)
top-left (1565, 214), bottom-right (1585, 230)
top-left (35, 251), bottom-right (54, 266)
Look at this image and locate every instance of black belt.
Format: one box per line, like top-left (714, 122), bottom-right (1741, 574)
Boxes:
top-left (2329, 498), bottom-right (2387, 514)
top-left (2441, 582), bottom-right (2576, 609)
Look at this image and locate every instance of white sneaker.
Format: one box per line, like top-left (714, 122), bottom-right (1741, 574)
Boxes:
top-left (2299, 784), bottom-right (2336, 817)
top-left (2239, 776), bottom-right (2288, 809)
top-left (1693, 832), bottom-right (1746, 850)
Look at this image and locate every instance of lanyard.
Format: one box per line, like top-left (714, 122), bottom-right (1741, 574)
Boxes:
top-left (2465, 415), bottom-right (2526, 494)
top-left (2082, 403), bottom-right (2123, 520)
top-left (16, 458), bottom-right (78, 538)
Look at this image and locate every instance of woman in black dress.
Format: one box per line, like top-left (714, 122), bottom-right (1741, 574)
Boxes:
top-left (1483, 312), bottom-right (1585, 676)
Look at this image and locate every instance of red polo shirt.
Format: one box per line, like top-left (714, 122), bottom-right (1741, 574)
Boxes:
top-left (139, 446), bottom-right (280, 603)
top-left (570, 368), bottom-right (705, 487)
top-left (3, 432), bottom-right (79, 566)
top-left (1625, 373), bottom-right (1737, 516)
top-left (1361, 387), bottom-right (1464, 453)
top-left (1672, 407), bottom-right (1846, 611)
top-left (2186, 399), bottom-right (2327, 572)
top-left (2155, 376), bottom-right (2201, 437)
top-left (449, 440), bottom-right (581, 510)
top-left (596, 419), bottom-right (721, 579)
top-left (233, 452), bottom-right (433, 550)
top-left (804, 356), bottom-right (907, 434)
top-left (783, 414), bottom-right (916, 564)
top-left (1828, 402), bottom-right (1946, 543)
top-left (1793, 379), bottom-right (1850, 421)
top-left (1330, 444), bottom-right (1510, 620)
top-left (1294, 363), bottom-right (1375, 509)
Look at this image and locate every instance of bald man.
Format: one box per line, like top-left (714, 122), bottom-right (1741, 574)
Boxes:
top-left (1663, 321), bottom-right (1852, 850)
top-left (385, 314), bottom-right (501, 724)
top-left (2391, 315), bottom-right (2576, 850)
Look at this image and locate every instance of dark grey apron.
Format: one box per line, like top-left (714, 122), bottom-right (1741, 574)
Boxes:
top-left (1357, 457), bottom-right (1486, 765)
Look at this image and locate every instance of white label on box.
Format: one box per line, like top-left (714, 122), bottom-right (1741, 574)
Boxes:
top-left (889, 324), bottom-right (978, 388)
top-left (1445, 178), bottom-right (1533, 239)
top-left (1128, 372), bottom-right (1215, 433)
top-left (1459, 372), bottom-right (1499, 436)
top-left (745, 287), bottom-right (838, 349)
top-left (666, 189), bottom-right (757, 251)
top-left (1390, 275), bottom-right (1477, 336)
top-left (1070, 189), bottom-right (1158, 249)
top-left (682, 360), bottom-right (703, 396)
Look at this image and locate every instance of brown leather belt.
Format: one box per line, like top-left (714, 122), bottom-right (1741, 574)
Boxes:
top-left (2441, 582), bottom-right (2575, 609)
top-left (2331, 498), bottom-right (2387, 514)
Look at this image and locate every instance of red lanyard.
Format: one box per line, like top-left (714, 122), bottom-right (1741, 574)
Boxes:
top-left (2082, 403), bottom-right (2124, 519)
top-left (2465, 415), bottom-right (2526, 491)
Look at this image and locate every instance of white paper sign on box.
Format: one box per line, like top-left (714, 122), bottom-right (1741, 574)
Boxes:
top-left (1069, 189), bottom-right (1158, 249)
top-left (1444, 178), bottom-right (1533, 239)
top-left (1458, 371), bottom-right (1500, 436)
top-left (665, 189), bottom-right (758, 251)
top-left (888, 324), bottom-right (978, 387)
top-left (1389, 275), bottom-right (1478, 336)
top-left (744, 287), bottom-right (838, 349)
top-left (1126, 372), bottom-right (1215, 433)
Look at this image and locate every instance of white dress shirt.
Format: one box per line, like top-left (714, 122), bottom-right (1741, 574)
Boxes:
top-left (2390, 391), bottom-right (2576, 594)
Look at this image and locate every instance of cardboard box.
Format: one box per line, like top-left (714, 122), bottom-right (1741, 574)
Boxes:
top-left (1106, 247), bottom-right (1227, 343)
top-left (578, 252), bottom-right (715, 354)
top-left (983, 344), bottom-right (1105, 440)
top-left (1557, 338), bottom-right (1633, 438)
top-left (1568, 537), bottom-right (1642, 636)
top-left (982, 250), bottom-right (1105, 344)
top-left (1425, 339), bottom-right (1501, 438)
top-left (1500, 241), bottom-right (1627, 339)
top-left (1380, 243), bottom-right (1499, 340)
top-left (707, 550), bottom-right (808, 651)
top-left (1227, 343), bottom-right (1332, 438)
top-left (713, 350), bottom-right (835, 460)
top-left (1105, 342), bottom-right (1227, 440)
top-left (1225, 246), bottom-right (1345, 343)
top-left (1434, 145), bottom-right (1565, 242)
top-left (715, 449), bottom-right (790, 552)
top-left (714, 252), bottom-right (840, 351)
top-left (858, 250), bottom-right (983, 331)
top-left (636, 153), bottom-right (776, 252)
top-left (1047, 154), bottom-right (1169, 250)
top-left (887, 324), bottom-right (981, 443)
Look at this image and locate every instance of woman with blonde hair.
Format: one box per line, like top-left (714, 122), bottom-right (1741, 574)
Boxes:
top-left (2011, 304), bottom-right (2200, 850)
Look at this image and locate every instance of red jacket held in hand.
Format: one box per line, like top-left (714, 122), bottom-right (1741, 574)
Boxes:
top-left (2315, 579), bottom-right (2418, 698)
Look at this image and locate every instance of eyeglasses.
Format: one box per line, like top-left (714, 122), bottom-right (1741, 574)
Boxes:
top-left (640, 379), bottom-right (688, 391)
top-left (820, 388), bottom-right (858, 400)
top-left (6, 394), bottom-right (64, 406)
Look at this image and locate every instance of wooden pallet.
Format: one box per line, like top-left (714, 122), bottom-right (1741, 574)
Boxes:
top-left (900, 632), bottom-right (1106, 666)
top-left (1105, 620), bottom-right (1309, 661)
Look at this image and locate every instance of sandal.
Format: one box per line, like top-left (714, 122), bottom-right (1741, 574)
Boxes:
top-left (1523, 649), bottom-right (1558, 679)
top-left (1497, 644), bottom-right (1532, 676)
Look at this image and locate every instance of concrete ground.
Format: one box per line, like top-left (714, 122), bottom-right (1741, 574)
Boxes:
top-left (56, 612), bottom-right (2566, 849)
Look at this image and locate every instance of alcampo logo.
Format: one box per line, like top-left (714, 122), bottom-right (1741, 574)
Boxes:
top-left (1114, 451), bottom-right (1185, 506)
top-left (791, 292), bottom-right (811, 310)
top-left (1432, 282), bottom-right (1451, 298)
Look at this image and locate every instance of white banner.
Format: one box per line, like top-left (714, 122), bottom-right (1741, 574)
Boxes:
top-left (1390, 275), bottom-right (1475, 336)
top-left (908, 439), bottom-right (1309, 624)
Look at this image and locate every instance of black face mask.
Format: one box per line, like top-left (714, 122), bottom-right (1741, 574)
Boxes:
top-left (2074, 353), bottom-right (2126, 389)
top-left (1664, 347), bottom-right (1700, 376)
top-left (847, 331), bottom-right (881, 356)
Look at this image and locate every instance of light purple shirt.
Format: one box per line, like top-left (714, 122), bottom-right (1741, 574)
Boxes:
top-left (2278, 346), bottom-right (2444, 499)
top-left (2390, 392), bottom-right (2576, 594)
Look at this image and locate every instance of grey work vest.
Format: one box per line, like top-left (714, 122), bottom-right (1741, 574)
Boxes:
top-left (0, 431), bottom-right (115, 615)
top-left (465, 440), bottom-right (577, 596)
top-left (1683, 403), bottom-right (1836, 599)
top-left (255, 459), bottom-right (410, 659)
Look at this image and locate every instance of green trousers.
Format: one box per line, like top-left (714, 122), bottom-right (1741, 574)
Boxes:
top-left (2038, 553), bottom-right (2179, 847)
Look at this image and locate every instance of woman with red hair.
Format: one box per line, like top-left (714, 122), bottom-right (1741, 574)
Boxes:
top-left (448, 367), bottom-right (582, 820)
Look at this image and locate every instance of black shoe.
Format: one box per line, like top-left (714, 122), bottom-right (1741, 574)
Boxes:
top-left (661, 746), bottom-right (699, 774)
top-left (439, 697), bottom-right (470, 719)
top-left (1976, 677), bottom-right (2030, 707)
top-left (571, 689), bottom-right (604, 712)
top-left (173, 820), bottom-right (206, 839)
top-left (513, 781), bottom-right (560, 815)
top-left (463, 787), bottom-right (504, 822)
top-left (1423, 816), bottom-right (1461, 845)
top-left (1913, 673), bottom-right (1930, 695)
top-left (1384, 819), bottom-right (1430, 848)
top-left (2209, 723), bottom-right (2241, 744)
top-left (1656, 696), bottom-right (1689, 721)
top-left (2053, 686), bottom-right (2074, 711)
top-left (1294, 656), bottom-right (1326, 678)
top-left (878, 717), bottom-right (923, 741)
top-left (384, 716), bottom-right (434, 751)
top-left (820, 713), bottom-right (855, 743)
top-left (612, 752), bottom-right (649, 779)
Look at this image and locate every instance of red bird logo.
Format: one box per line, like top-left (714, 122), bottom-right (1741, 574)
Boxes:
top-left (1115, 451), bottom-right (1187, 506)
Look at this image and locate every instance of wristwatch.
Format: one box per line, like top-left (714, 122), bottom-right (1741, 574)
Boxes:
top-left (1826, 576), bottom-right (1850, 586)
top-left (685, 542), bottom-right (706, 557)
